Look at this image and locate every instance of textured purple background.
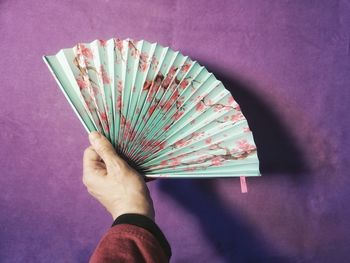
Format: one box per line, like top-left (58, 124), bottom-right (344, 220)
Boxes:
top-left (1, 0), bottom-right (350, 262)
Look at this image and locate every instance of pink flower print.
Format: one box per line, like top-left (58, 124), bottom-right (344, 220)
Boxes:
top-left (211, 156), bottom-right (223, 166)
top-left (78, 44), bottom-right (93, 59)
top-left (132, 86), bottom-right (136, 93)
top-left (230, 148), bottom-right (239, 155)
top-left (139, 61), bottom-right (148, 72)
top-left (228, 96), bottom-right (235, 105)
top-left (209, 144), bottom-right (219, 150)
top-left (146, 85), bottom-right (157, 103)
top-left (169, 158), bottom-right (181, 167)
top-left (213, 106), bottom-right (222, 112)
top-left (184, 167), bottom-right (196, 171)
top-left (172, 89), bottom-right (180, 99)
top-left (129, 130), bottom-right (137, 141)
top-left (223, 115), bottom-right (229, 121)
top-left (115, 39), bottom-right (123, 53)
top-left (120, 115), bottom-right (126, 126)
top-left (243, 127), bottom-right (251, 132)
top-left (100, 65), bottom-right (111, 84)
top-left (160, 160), bottom-right (168, 167)
top-left (117, 81), bottom-right (123, 92)
top-left (174, 139), bottom-right (189, 148)
top-left (195, 93), bottom-right (208, 103)
top-left (92, 85), bottom-right (100, 96)
top-left (169, 66), bottom-right (177, 75)
top-left (161, 66), bottom-right (177, 89)
top-left (76, 77), bottom-right (89, 90)
top-left (138, 52), bottom-right (149, 72)
top-left (148, 104), bottom-right (157, 116)
top-left (179, 79), bottom-right (189, 90)
top-left (197, 155), bottom-right (210, 163)
top-left (196, 101), bottom-right (205, 112)
top-left (99, 39), bottom-right (107, 47)
top-left (116, 96), bottom-right (122, 111)
top-left (125, 120), bottom-right (132, 131)
top-left (192, 131), bottom-right (204, 139)
top-left (162, 76), bottom-right (172, 89)
top-left (190, 119), bottom-right (196, 125)
top-left (176, 96), bottom-right (185, 108)
top-left (143, 80), bottom-right (152, 90)
top-left (123, 127), bottom-right (131, 140)
top-left (163, 123), bottom-right (171, 131)
top-left (140, 52), bottom-right (149, 62)
top-left (128, 40), bottom-right (139, 58)
top-left (156, 141), bottom-right (166, 150)
top-left (100, 112), bottom-right (108, 122)
top-left (163, 89), bottom-right (179, 111)
top-left (205, 137), bottom-right (212, 145)
top-left (172, 111), bottom-right (184, 121)
top-left (163, 101), bottom-right (173, 112)
top-left (237, 139), bottom-right (256, 153)
top-left (230, 113), bottom-right (243, 122)
top-left (181, 62), bottom-right (191, 72)
top-left (151, 55), bottom-right (159, 70)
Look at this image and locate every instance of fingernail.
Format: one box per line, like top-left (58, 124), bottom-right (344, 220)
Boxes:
top-left (89, 131), bottom-right (101, 142)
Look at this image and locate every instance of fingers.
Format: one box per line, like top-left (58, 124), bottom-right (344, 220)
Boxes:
top-left (83, 146), bottom-right (105, 184)
top-left (88, 131), bottom-right (124, 170)
top-left (83, 146), bottom-right (104, 171)
top-left (83, 146), bottom-right (101, 164)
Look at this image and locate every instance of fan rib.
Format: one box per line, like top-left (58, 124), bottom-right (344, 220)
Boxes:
top-left (122, 42), bottom-right (159, 157)
top-left (132, 67), bottom-right (221, 161)
top-left (128, 58), bottom-right (200, 160)
top-left (124, 49), bottom-right (182, 157)
top-left (59, 49), bottom-right (102, 132)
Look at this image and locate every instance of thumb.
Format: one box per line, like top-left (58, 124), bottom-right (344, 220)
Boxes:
top-left (89, 131), bottom-right (123, 169)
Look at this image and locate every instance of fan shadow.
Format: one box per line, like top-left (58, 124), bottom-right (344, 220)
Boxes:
top-left (155, 70), bottom-right (309, 262)
top-left (158, 179), bottom-right (293, 263)
top-left (209, 68), bottom-right (310, 178)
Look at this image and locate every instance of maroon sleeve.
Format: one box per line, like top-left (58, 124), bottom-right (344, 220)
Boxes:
top-left (89, 214), bottom-right (171, 263)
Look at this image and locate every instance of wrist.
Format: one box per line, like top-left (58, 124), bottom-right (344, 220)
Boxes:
top-left (110, 202), bottom-right (155, 221)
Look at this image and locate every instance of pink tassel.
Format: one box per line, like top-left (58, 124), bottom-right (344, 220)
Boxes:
top-left (240, 176), bottom-right (248, 193)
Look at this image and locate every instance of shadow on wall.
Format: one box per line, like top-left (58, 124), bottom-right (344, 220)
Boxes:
top-left (158, 69), bottom-right (309, 262)
top-left (209, 67), bottom-right (310, 179)
top-left (159, 179), bottom-right (293, 263)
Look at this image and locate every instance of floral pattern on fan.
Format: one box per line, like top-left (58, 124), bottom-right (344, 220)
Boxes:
top-left (43, 38), bottom-right (260, 178)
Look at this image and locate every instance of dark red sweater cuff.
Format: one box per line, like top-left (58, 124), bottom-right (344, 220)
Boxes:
top-left (112, 213), bottom-right (172, 259)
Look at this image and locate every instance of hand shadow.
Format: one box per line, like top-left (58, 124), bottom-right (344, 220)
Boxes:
top-left (157, 68), bottom-right (308, 262)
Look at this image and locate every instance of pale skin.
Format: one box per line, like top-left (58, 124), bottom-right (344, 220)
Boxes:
top-left (83, 131), bottom-right (155, 221)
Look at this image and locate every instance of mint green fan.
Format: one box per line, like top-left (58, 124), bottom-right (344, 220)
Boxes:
top-left (43, 38), bottom-right (260, 185)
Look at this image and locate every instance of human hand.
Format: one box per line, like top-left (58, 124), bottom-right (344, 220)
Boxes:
top-left (83, 131), bottom-right (155, 221)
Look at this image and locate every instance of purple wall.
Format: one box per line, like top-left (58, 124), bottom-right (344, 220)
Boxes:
top-left (1, 0), bottom-right (349, 262)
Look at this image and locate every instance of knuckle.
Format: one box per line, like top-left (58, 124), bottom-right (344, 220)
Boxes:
top-left (98, 144), bottom-right (112, 155)
top-left (110, 159), bottom-right (127, 174)
top-left (82, 174), bottom-right (91, 186)
top-left (83, 147), bottom-right (93, 158)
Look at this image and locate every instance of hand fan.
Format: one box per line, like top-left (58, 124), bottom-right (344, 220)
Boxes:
top-left (42, 38), bottom-right (260, 191)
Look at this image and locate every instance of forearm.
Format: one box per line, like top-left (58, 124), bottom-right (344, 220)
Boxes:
top-left (89, 214), bottom-right (171, 263)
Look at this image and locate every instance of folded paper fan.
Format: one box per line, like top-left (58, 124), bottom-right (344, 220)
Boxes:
top-left (43, 38), bottom-right (260, 188)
